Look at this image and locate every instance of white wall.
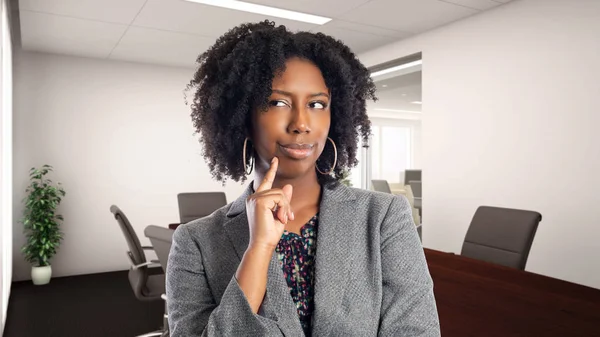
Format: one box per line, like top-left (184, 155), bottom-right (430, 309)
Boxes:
top-left (0, 0), bottom-right (12, 332)
top-left (13, 52), bottom-right (246, 281)
top-left (360, 0), bottom-right (600, 289)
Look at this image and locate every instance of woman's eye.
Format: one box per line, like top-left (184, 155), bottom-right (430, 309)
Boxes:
top-left (310, 101), bottom-right (327, 109)
top-left (269, 100), bottom-right (288, 108)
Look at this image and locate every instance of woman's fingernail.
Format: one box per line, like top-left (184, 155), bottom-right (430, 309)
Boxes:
top-left (284, 214), bottom-right (288, 223)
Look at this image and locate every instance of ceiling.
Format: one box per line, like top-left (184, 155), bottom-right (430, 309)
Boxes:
top-left (373, 70), bottom-right (422, 112)
top-left (17, 0), bottom-right (513, 68)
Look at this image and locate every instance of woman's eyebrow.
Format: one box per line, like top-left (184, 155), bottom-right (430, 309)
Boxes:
top-left (310, 92), bottom-right (330, 99)
top-left (272, 89), bottom-right (330, 99)
top-left (271, 89), bottom-right (293, 97)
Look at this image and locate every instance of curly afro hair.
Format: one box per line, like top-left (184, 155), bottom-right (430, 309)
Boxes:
top-left (186, 20), bottom-right (377, 187)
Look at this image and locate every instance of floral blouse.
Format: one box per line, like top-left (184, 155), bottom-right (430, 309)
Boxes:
top-left (275, 214), bottom-right (318, 337)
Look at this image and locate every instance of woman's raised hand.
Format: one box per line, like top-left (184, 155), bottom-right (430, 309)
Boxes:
top-left (245, 157), bottom-right (294, 251)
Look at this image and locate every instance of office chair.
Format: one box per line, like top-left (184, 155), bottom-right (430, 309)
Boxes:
top-left (371, 180), bottom-right (392, 193)
top-left (176, 192), bottom-right (227, 224)
top-left (403, 169), bottom-right (421, 186)
top-left (461, 206), bottom-right (542, 270)
top-left (408, 180), bottom-right (422, 218)
top-left (110, 205), bottom-right (168, 337)
top-left (144, 225), bottom-right (173, 273)
top-left (408, 180), bottom-right (422, 198)
top-left (145, 225), bottom-right (175, 337)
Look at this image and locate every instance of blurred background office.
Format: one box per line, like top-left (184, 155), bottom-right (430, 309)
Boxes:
top-left (1, 0), bottom-right (599, 336)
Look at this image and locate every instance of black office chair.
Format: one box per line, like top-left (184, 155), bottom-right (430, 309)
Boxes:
top-left (145, 225), bottom-right (175, 337)
top-left (461, 206), bottom-right (542, 270)
top-left (176, 192), bottom-right (227, 225)
top-left (110, 205), bottom-right (167, 337)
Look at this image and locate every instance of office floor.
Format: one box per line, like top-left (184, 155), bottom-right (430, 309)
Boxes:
top-left (4, 270), bottom-right (164, 337)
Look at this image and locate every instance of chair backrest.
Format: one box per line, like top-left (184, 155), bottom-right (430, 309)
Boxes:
top-left (408, 180), bottom-right (422, 198)
top-left (110, 205), bottom-right (146, 266)
top-left (144, 225), bottom-right (174, 272)
top-left (371, 180), bottom-right (392, 193)
top-left (404, 169), bottom-right (421, 185)
top-left (177, 192), bottom-right (227, 224)
top-left (461, 206), bottom-right (542, 270)
top-left (110, 205), bottom-right (148, 299)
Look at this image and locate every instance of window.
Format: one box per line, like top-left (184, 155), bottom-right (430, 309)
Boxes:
top-left (365, 53), bottom-right (422, 189)
top-left (348, 138), bottom-right (365, 188)
top-left (370, 124), bottom-right (411, 184)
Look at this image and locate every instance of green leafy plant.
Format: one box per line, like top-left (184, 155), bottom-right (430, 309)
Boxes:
top-left (20, 165), bottom-right (66, 267)
top-left (340, 169), bottom-right (353, 187)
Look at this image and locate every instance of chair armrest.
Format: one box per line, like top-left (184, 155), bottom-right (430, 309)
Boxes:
top-left (142, 247), bottom-right (162, 265)
top-left (131, 261), bottom-right (161, 270)
top-left (126, 251), bottom-right (161, 270)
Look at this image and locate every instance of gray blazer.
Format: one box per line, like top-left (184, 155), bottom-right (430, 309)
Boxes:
top-left (166, 183), bottom-right (440, 336)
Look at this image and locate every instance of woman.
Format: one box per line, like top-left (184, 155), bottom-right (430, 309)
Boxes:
top-left (167, 20), bottom-right (440, 336)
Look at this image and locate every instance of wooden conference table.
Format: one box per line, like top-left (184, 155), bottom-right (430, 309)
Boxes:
top-left (425, 249), bottom-right (600, 337)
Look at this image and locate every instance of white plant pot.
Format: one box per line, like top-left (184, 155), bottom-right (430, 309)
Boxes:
top-left (31, 265), bottom-right (52, 285)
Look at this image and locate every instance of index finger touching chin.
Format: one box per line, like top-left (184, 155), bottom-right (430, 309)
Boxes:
top-left (256, 157), bottom-right (278, 192)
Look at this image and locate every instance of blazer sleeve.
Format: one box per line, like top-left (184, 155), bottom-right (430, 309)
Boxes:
top-left (166, 225), bottom-right (284, 337)
top-left (378, 195), bottom-right (441, 337)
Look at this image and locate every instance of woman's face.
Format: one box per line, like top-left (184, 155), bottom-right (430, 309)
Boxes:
top-left (252, 57), bottom-right (331, 180)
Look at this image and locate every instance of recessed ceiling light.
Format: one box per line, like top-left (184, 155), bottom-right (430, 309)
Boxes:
top-left (371, 60), bottom-right (422, 78)
top-left (374, 108), bottom-right (421, 114)
top-left (382, 84), bottom-right (388, 88)
top-left (184, 0), bottom-right (332, 25)
top-left (411, 101), bottom-right (422, 104)
top-left (401, 93), bottom-right (407, 96)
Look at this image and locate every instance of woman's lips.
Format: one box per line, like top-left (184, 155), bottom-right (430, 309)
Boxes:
top-left (278, 143), bottom-right (314, 159)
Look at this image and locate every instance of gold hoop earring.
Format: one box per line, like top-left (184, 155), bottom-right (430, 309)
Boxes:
top-left (243, 137), bottom-right (254, 175)
top-left (316, 137), bottom-right (338, 175)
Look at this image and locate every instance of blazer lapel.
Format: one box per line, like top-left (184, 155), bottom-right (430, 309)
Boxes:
top-left (312, 184), bottom-right (357, 337)
top-left (223, 183), bottom-right (303, 335)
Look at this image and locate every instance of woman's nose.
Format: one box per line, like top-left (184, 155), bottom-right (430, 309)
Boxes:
top-left (288, 107), bottom-right (311, 134)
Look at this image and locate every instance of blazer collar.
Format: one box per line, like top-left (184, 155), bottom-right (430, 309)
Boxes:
top-left (223, 182), bottom-right (357, 336)
top-left (226, 183), bottom-right (254, 218)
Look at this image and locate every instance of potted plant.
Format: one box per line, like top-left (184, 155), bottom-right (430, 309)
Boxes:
top-left (20, 165), bottom-right (66, 285)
